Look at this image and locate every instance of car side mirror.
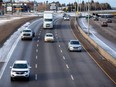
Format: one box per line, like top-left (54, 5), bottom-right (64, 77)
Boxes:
top-left (10, 66), bottom-right (12, 68)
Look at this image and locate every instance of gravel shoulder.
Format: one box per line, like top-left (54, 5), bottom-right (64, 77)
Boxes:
top-left (0, 16), bottom-right (39, 47)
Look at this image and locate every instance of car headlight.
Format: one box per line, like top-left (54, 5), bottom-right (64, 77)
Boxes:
top-left (69, 46), bottom-right (73, 49)
top-left (24, 71), bottom-right (28, 73)
top-left (78, 46), bottom-right (82, 49)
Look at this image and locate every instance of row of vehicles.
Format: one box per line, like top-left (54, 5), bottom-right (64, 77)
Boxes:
top-left (84, 14), bottom-right (112, 27)
top-left (10, 40), bottom-right (82, 81)
top-left (10, 11), bottom-right (82, 81)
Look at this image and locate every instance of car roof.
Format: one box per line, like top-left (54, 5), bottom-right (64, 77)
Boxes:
top-left (70, 40), bottom-right (79, 42)
top-left (23, 28), bottom-right (31, 31)
top-left (45, 33), bottom-right (53, 35)
top-left (14, 60), bottom-right (28, 64)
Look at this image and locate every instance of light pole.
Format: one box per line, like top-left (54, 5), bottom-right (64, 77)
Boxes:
top-left (87, 0), bottom-right (90, 35)
top-left (34, 0), bottom-right (37, 13)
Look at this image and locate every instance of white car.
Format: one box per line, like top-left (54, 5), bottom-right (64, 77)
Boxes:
top-left (63, 15), bottom-right (70, 20)
top-left (10, 60), bottom-right (31, 81)
top-left (68, 40), bottom-right (82, 52)
top-left (21, 28), bottom-right (35, 40)
top-left (44, 33), bottom-right (54, 42)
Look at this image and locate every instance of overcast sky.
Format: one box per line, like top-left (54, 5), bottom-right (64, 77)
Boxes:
top-left (3, 0), bottom-right (116, 7)
top-left (33, 0), bottom-right (116, 7)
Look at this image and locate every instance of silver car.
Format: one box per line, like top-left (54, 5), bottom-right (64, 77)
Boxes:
top-left (10, 60), bottom-right (31, 81)
top-left (68, 40), bottom-right (82, 52)
top-left (44, 33), bottom-right (54, 42)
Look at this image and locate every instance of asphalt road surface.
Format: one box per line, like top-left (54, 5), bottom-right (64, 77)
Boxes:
top-left (0, 17), bottom-right (115, 87)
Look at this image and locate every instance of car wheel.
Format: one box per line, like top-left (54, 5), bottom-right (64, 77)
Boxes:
top-left (21, 38), bottom-right (24, 40)
top-left (11, 77), bottom-right (14, 81)
top-left (26, 77), bottom-right (29, 81)
top-left (33, 32), bottom-right (35, 37)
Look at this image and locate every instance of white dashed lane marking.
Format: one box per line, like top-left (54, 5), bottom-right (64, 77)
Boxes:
top-left (35, 74), bottom-right (38, 80)
top-left (66, 64), bottom-right (69, 69)
top-left (37, 40), bottom-right (39, 42)
top-left (35, 64), bottom-right (37, 68)
top-left (36, 56), bottom-right (38, 59)
top-left (37, 44), bottom-right (39, 47)
top-left (36, 49), bottom-right (38, 52)
top-left (71, 75), bottom-right (74, 80)
top-left (63, 56), bottom-right (65, 60)
top-left (60, 50), bottom-right (62, 53)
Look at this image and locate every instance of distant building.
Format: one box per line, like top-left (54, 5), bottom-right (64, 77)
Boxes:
top-left (50, 2), bottom-right (56, 11)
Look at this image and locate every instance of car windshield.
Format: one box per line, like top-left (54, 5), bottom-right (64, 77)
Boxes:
top-left (13, 64), bottom-right (28, 68)
top-left (23, 30), bottom-right (31, 32)
top-left (45, 19), bottom-right (52, 21)
top-left (46, 35), bottom-right (53, 37)
top-left (70, 41), bottom-right (80, 45)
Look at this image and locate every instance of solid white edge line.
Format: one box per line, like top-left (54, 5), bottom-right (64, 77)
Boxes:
top-left (70, 22), bottom-right (116, 84)
top-left (0, 35), bottom-right (20, 79)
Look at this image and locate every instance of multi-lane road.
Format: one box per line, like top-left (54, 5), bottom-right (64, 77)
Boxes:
top-left (0, 15), bottom-right (115, 87)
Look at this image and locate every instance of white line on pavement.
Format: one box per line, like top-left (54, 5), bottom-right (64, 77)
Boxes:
top-left (66, 64), bottom-right (69, 69)
top-left (36, 56), bottom-right (38, 59)
top-left (35, 64), bottom-right (37, 68)
top-left (63, 56), bottom-right (65, 60)
top-left (71, 75), bottom-right (74, 80)
top-left (35, 74), bottom-right (38, 80)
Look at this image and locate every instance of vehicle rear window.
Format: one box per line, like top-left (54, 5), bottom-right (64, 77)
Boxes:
top-left (71, 41), bottom-right (80, 44)
top-left (45, 19), bottom-right (52, 21)
top-left (46, 35), bottom-right (53, 37)
top-left (23, 30), bottom-right (31, 32)
top-left (13, 64), bottom-right (28, 68)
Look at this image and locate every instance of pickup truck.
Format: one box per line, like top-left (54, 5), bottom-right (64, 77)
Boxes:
top-left (21, 28), bottom-right (35, 40)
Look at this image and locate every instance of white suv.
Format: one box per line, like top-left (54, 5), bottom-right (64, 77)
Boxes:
top-left (10, 60), bottom-right (31, 81)
top-left (21, 28), bottom-right (35, 40)
top-left (68, 40), bottom-right (82, 52)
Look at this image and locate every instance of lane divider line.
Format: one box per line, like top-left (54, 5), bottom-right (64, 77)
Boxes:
top-left (35, 74), bottom-right (38, 80)
top-left (37, 40), bottom-right (39, 42)
top-left (36, 56), bottom-right (38, 59)
top-left (71, 75), bottom-right (74, 80)
top-left (36, 49), bottom-right (38, 53)
top-left (60, 50), bottom-right (62, 53)
top-left (37, 44), bottom-right (39, 47)
top-left (35, 64), bottom-right (37, 68)
top-left (66, 64), bottom-right (69, 69)
top-left (63, 56), bottom-right (65, 60)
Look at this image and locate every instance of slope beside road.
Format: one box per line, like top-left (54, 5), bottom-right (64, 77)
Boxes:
top-left (0, 14), bottom-right (39, 47)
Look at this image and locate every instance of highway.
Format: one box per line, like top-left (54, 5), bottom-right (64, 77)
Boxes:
top-left (0, 16), bottom-right (115, 87)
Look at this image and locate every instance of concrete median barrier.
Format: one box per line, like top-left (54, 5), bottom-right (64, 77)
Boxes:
top-left (77, 23), bottom-right (116, 67)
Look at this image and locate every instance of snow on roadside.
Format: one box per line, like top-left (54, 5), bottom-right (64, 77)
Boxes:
top-left (0, 22), bottom-right (30, 62)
